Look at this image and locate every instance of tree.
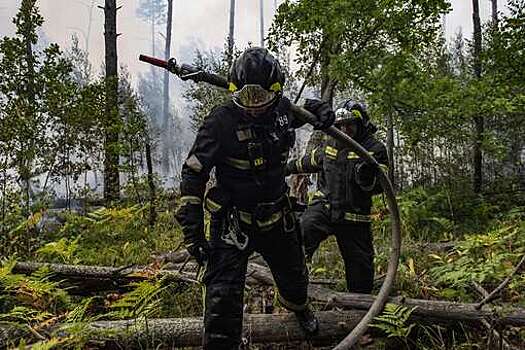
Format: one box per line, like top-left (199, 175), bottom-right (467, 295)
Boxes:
top-left (269, 0), bottom-right (451, 105)
top-left (268, 0), bottom-right (451, 192)
top-left (472, 0), bottom-right (483, 193)
top-left (0, 0), bottom-right (44, 211)
top-left (161, 0), bottom-right (174, 173)
top-left (136, 0), bottom-right (167, 73)
top-left (183, 48), bottom-right (231, 131)
top-left (227, 0), bottom-right (236, 65)
top-left (102, 0), bottom-right (121, 202)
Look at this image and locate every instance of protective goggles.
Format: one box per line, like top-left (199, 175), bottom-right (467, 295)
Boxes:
top-left (334, 108), bottom-right (362, 124)
top-left (230, 83), bottom-right (281, 112)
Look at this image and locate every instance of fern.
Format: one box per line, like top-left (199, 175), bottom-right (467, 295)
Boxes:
top-left (371, 303), bottom-right (416, 340)
top-left (0, 306), bottom-right (52, 324)
top-left (65, 297), bottom-right (95, 323)
top-left (104, 280), bottom-right (164, 320)
top-left (36, 237), bottom-right (81, 264)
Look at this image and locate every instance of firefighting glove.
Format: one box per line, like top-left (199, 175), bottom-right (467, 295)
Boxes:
top-left (303, 99), bottom-right (335, 130)
top-left (185, 238), bottom-right (209, 266)
top-left (355, 161), bottom-right (378, 189)
top-left (175, 201), bottom-right (209, 266)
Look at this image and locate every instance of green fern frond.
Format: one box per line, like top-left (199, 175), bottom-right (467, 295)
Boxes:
top-left (66, 297), bottom-right (95, 323)
top-left (0, 306), bottom-right (52, 324)
top-left (371, 303), bottom-right (417, 339)
top-left (105, 280), bottom-right (164, 320)
top-left (36, 237), bottom-right (81, 264)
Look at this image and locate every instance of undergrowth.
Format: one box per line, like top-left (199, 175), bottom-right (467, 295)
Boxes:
top-left (1, 184), bottom-right (524, 348)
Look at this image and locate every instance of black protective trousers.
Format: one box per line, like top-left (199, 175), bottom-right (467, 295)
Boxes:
top-left (202, 216), bottom-right (309, 350)
top-left (301, 202), bottom-right (374, 294)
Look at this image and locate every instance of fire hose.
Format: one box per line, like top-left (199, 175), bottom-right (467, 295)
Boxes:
top-left (139, 54), bottom-right (401, 349)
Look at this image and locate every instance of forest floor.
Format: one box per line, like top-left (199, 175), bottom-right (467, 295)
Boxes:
top-left (1, 183), bottom-right (524, 349)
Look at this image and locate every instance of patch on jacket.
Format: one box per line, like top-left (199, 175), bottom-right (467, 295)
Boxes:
top-left (236, 128), bottom-right (253, 142)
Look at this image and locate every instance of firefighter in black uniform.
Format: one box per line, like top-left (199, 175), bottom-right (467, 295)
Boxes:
top-left (175, 47), bottom-right (335, 349)
top-left (287, 100), bottom-right (388, 294)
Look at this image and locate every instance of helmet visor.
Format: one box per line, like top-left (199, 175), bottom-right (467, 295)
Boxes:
top-left (334, 108), bottom-right (362, 125)
top-left (232, 84), bottom-right (277, 111)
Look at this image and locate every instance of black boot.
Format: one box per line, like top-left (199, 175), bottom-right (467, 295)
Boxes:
top-left (294, 306), bottom-right (319, 336)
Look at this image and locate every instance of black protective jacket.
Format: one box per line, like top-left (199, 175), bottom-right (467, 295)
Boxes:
top-left (287, 128), bottom-right (388, 222)
top-left (176, 98), bottom-right (303, 242)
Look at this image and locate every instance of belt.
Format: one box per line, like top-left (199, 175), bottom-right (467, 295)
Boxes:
top-left (238, 210), bottom-right (283, 228)
top-left (238, 195), bottom-right (289, 229)
top-left (344, 212), bottom-right (372, 223)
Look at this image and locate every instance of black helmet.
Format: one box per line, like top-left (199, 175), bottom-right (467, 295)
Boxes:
top-left (334, 100), bottom-right (370, 127)
top-left (228, 47), bottom-right (285, 113)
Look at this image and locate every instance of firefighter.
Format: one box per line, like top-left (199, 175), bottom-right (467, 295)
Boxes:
top-left (175, 47), bottom-right (335, 349)
top-left (287, 100), bottom-right (388, 294)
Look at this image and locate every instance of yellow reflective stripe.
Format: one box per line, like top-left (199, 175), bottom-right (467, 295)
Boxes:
top-left (228, 82), bottom-right (238, 92)
top-left (379, 164), bottom-right (389, 173)
top-left (313, 190), bottom-right (325, 198)
top-left (180, 196), bottom-right (202, 205)
top-left (238, 210), bottom-right (283, 228)
top-left (310, 148), bottom-right (318, 167)
top-left (325, 146), bottom-right (338, 157)
top-left (296, 158), bottom-right (304, 173)
top-left (205, 198), bottom-right (222, 213)
top-left (308, 191), bottom-right (325, 204)
top-left (347, 151), bottom-right (374, 160)
top-left (269, 82), bottom-right (282, 92)
top-left (254, 157), bottom-right (264, 167)
top-left (344, 212), bottom-right (371, 223)
top-left (224, 156), bottom-right (251, 170)
top-left (277, 293), bottom-right (307, 311)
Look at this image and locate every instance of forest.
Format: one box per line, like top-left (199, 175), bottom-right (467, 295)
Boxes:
top-left (0, 0), bottom-right (524, 349)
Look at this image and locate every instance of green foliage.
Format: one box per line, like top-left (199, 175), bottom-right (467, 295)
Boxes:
top-left (269, 0), bottom-right (450, 88)
top-left (429, 207), bottom-right (525, 301)
top-left (36, 237), bottom-right (81, 264)
top-left (371, 303), bottom-right (416, 340)
top-left (105, 281), bottom-right (164, 320)
top-left (183, 47), bottom-right (233, 131)
top-left (46, 204), bottom-right (182, 266)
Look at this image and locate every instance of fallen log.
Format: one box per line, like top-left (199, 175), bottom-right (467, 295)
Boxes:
top-left (11, 261), bottom-right (199, 293)
top-left (0, 311), bottom-right (366, 349)
top-left (10, 261), bottom-right (270, 292)
top-left (327, 292), bottom-right (525, 327)
top-left (87, 311), bottom-right (364, 348)
top-left (471, 282), bottom-right (518, 350)
top-left (11, 262), bottom-right (525, 327)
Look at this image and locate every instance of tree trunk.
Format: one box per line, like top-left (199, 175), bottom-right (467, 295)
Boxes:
top-left (103, 0), bottom-right (120, 202)
top-left (327, 292), bottom-right (525, 327)
top-left (22, 1), bottom-right (37, 216)
top-left (1, 312), bottom-right (365, 349)
top-left (227, 0), bottom-right (235, 65)
top-left (145, 133), bottom-right (156, 226)
top-left (12, 261), bottom-right (198, 294)
top-left (161, 0), bottom-right (174, 173)
top-left (150, 0), bottom-right (157, 81)
top-left (491, 0), bottom-right (498, 26)
top-left (86, 0), bottom-right (95, 54)
top-left (259, 0), bottom-right (264, 47)
top-left (472, 0), bottom-right (483, 193)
